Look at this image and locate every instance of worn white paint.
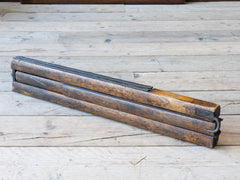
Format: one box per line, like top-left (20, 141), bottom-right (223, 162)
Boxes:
top-left (1, 20), bottom-right (240, 32)
top-left (0, 115), bottom-right (238, 146)
top-left (2, 10), bottom-right (240, 21)
top-left (0, 3), bottom-right (125, 13)
top-left (1, 56), bottom-right (240, 72)
top-left (1, 42), bottom-right (240, 56)
top-left (0, 1), bottom-right (240, 179)
top-left (0, 146), bottom-right (239, 179)
top-left (1, 31), bottom-right (240, 44)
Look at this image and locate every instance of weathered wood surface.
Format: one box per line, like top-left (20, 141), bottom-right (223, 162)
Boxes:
top-left (2, 70), bottom-right (240, 92)
top-left (1, 21), bottom-right (240, 32)
top-left (1, 42), bottom-right (240, 57)
top-left (1, 56), bottom-right (240, 72)
top-left (0, 2), bottom-right (239, 13)
top-left (0, 146), bottom-right (239, 179)
top-left (0, 3), bottom-right (125, 13)
top-left (1, 1), bottom-right (240, 178)
top-left (15, 71), bottom-right (216, 135)
top-left (1, 31), bottom-right (240, 44)
top-left (12, 56), bottom-right (153, 91)
top-left (2, 11), bottom-right (240, 21)
top-left (1, 42), bottom-right (240, 56)
top-left (1, 91), bottom-right (239, 115)
top-left (11, 57), bottom-right (220, 121)
top-left (13, 82), bottom-right (217, 147)
top-left (0, 115), bottom-right (238, 146)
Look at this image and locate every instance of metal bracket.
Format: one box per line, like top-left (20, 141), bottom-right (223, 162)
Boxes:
top-left (206, 117), bottom-right (220, 133)
top-left (12, 69), bottom-right (16, 81)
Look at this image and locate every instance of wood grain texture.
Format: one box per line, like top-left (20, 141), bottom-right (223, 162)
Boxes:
top-left (1, 1), bottom-right (240, 178)
top-left (126, 2), bottom-right (240, 12)
top-left (1, 31), bottom-right (240, 44)
top-left (0, 3), bottom-right (125, 13)
top-left (2, 11), bottom-right (240, 21)
top-left (134, 71), bottom-right (240, 91)
top-left (13, 82), bottom-right (217, 148)
top-left (16, 71), bottom-right (216, 135)
top-left (0, 146), bottom-right (239, 179)
top-left (1, 56), bottom-right (240, 73)
top-left (1, 90), bottom-right (239, 115)
top-left (0, 114), bottom-right (237, 146)
top-left (11, 57), bottom-right (220, 122)
top-left (1, 42), bottom-right (240, 56)
top-left (1, 21), bottom-right (240, 32)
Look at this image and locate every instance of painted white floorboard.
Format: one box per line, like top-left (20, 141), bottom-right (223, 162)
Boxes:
top-left (0, 1), bottom-right (239, 179)
top-left (0, 146), bottom-right (239, 179)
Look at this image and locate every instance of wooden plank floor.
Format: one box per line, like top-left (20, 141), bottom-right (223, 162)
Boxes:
top-left (0, 2), bottom-right (240, 179)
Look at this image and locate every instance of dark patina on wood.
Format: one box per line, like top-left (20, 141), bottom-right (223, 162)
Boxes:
top-left (15, 71), bottom-right (216, 136)
top-left (12, 82), bottom-right (219, 148)
top-left (13, 56), bottom-right (153, 92)
top-left (11, 56), bottom-right (220, 122)
top-left (11, 56), bottom-right (222, 148)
